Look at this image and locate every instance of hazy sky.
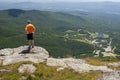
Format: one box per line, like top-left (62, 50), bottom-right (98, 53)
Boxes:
top-left (1, 0), bottom-right (120, 2)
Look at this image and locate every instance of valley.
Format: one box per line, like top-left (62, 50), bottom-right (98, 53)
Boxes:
top-left (63, 29), bottom-right (116, 57)
top-left (0, 9), bottom-right (119, 58)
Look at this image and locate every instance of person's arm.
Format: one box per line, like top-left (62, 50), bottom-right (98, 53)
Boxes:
top-left (33, 25), bottom-right (36, 33)
top-left (25, 26), bottom-right (29, 34)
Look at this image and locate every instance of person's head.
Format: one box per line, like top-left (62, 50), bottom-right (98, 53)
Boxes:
top-left (27, 20), bottom-right (31, 24)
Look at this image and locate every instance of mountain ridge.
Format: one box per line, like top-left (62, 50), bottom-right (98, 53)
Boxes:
top-left (1, 2), bottom-right (120, 13)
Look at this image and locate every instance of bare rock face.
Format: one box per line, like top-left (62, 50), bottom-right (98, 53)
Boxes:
top-left (0, 46), bottom-right (119, 77)
top-left (108, 62), bottom-right (120, 67)
top-left (47, 58), bottom-right (113, 73)
top-left (99, 71), bottom-right (120, 80)
top-left (18, 64), bottom-right (36, 73)
top-left (0, 48), bottom-right (13, 56)
top-left (0, 46), bottom-right (49, 65)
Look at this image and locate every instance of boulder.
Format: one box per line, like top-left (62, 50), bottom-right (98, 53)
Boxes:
top-left (18, 64), bottom-right (36, 73)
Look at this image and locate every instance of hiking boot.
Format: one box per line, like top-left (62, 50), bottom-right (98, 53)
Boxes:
top-left (28, 46), bottom-right (31, 49)
top-left (32, 46), bottom-right (34, 48)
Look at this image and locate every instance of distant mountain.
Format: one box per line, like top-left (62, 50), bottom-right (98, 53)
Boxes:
top-left (0, 2), bottom-right (120, 13)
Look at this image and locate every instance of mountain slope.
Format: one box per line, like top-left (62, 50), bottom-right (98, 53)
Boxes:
top-left (0, 9), bottom-right (120, 57)
top-left (0, 9), bottom-right (95, 58)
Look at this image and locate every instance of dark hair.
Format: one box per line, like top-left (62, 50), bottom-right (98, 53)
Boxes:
top-left (27, 20), bottom-right (31, 24)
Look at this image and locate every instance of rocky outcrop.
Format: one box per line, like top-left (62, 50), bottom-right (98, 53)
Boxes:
top-left (0, 46), bottom-right (49, 65)
top-left (108, 62), bottom-right (120, 67)
top-left (47, 58), bottom-right (113, 73)
top-left (0, 45), bottom-right (119, 80)
top-left (18, 64), bottom-right (36, 73)
top-left (99, 71), bottom-right (120, 80)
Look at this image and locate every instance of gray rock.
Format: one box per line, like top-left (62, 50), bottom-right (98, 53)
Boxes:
top-left (47, 58), bottom-right (67, 67)
top-left (108, 62), bottom-right (120, 67)
top-left (57, 67), bottom-right (65, 71)
top-left (0, 69), bottom-right (11, 72)
top-left (0, 46), bottom-right (49, 65)
top-left (0, 46), bottom-right (117, 76)
top-left (47, 58), bottom-right (113, 73)
top-left (99, 71), bottom-right (120, 80)
top-left (0, 48), bottom-right (13, 56)
top-left (18, 64), bottom-right (36, 73)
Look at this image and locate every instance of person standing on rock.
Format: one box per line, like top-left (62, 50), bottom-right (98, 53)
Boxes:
top-left (25, 20), bottom-right (36, 48)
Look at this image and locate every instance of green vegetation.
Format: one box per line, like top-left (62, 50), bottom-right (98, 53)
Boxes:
top-left (0, 9), bottom-right (95, 58)
top-left (84, 57), bottom-right (120, 72)
top-left (98, 57), bottom-right (120, 62)
top-left (85, 58), bottom-right (102, 66)
top-left (0, 62), bottom-right (102, 80)
top-left (85, 57), bottom-right (120, 66)
top-left (0, 58), bottom-right (119, 80)
top-left (0, 9), bottom-right (120, 58)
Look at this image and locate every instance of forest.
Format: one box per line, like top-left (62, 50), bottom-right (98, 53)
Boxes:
top-left (0, 9), bottom-right (120, 58)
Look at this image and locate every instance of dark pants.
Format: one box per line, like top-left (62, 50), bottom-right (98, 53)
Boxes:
top-left (27, 33), bottom-right (33, 40)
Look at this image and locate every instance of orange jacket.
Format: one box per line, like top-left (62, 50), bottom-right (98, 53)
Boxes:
top-left (25, 24), bottom-right (36, 34)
